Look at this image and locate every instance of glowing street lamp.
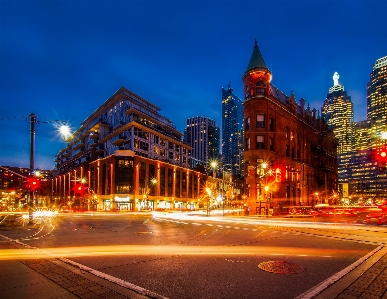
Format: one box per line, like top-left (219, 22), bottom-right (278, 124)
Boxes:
top-left (28, 113), bottom-right (70, 224)
top-left (206, 187), bottom-right (211, 216)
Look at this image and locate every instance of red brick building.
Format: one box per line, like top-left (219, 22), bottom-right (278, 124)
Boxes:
top-left (243, 40), bottom-right (338, 215)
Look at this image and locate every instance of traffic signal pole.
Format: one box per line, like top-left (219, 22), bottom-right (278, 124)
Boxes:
top-left (29, 113), bottom-right (36, 224)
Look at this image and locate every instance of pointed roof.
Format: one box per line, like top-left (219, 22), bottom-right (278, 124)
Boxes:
top-left (245, 38), bottom-right (270, 73)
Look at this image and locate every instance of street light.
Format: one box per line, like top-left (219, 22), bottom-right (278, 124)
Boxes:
top-left (28, 113), bottom-right (70, 224)
top-left (206, 187), bottom-right (211, 216)
top-left (209, 159), bottom-right (228, 216)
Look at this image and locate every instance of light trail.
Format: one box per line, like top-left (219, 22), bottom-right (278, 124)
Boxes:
top-left (0, 244), bottom-right (370, 261)
top-left (152, 211), bottom-right (383, 231)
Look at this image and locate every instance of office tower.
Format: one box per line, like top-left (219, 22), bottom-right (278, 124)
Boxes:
top-left (321, 72), bottom-right (354, 194)
top-left (367, 56), bottom-right (387, 199)
top-left (367, 56), bottom-right (387, 147)
top-left (242, 39), bottom-right (337, 215)
top-left (184, 116), bottom-right (220, 169)
top-left (222, 84), bottom-right (244, 177)
top-left (350, 121), bottom-right (374, 199)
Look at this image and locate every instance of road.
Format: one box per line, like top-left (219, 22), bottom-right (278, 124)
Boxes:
top-left (1, 211), bottom-right (386, 299)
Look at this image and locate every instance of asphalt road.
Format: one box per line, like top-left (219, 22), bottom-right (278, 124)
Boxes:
top-left (2, 212), bottom-right (386, 299)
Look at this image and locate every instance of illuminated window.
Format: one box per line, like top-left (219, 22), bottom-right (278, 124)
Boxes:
top-left (256, 135), bottom-right (265, 149)
top-left (256, 114), bottom-right (265, 128)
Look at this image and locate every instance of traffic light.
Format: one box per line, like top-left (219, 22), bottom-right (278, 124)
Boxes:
top-left (25, 177), bottom-right (40, 191)
top-left (379, 146), bottom-right (387, 161)
top-left (72, 183), bottom-right (86, 196)
top-left (378, 146), bottom-right (387, 172)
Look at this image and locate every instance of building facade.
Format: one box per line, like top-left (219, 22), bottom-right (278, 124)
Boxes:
top-left (366, 56), bottom-right (387, 200)
top-left (350, 121), bottom-right (376, 200)
top-left (222, 84), bottom-right (244, 177)
top-left (184, 116), bottom-right (220, 169)
top-left (53, 87), bottom-right (212, 211)
top-left (242, 40), bottom-right (338, 215)
top-left (321, 72), bottom-right (354, 196)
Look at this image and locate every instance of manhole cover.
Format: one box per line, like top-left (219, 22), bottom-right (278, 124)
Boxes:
top-left (258, 261), bottom-right (304, 274)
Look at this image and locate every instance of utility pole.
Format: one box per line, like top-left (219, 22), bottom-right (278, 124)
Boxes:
top-left (28, 113), bottom-right (36, 224)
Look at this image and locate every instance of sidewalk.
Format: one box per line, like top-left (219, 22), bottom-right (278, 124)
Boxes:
top-left (297, 245), bottom-right (387, 299)
top-left (0, 233), bottom-right (161, 299)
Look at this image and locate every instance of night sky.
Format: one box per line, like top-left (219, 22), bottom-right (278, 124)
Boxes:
top-left (1, 0), bottom-right (386, 170)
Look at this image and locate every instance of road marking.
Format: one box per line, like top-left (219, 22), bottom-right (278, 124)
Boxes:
top-left (0, 233), bottom-right (169, 299)
top-left (60, 257), bottom-right (169, 299)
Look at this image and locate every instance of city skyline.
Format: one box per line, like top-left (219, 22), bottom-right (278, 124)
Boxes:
top-left (1, 0), bottom-right (386, 170)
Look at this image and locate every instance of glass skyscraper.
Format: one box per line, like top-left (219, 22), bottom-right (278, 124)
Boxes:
top-left (366, 56), bottom-right (387, 199)
top-left (367, 56), bottom-right (387, 148)
top-left (221, 84), bottom-right (244, 177)
top-left (184, 116), bottom-right (220, 169)
top-left (322, 72), bottom-right (354, 193)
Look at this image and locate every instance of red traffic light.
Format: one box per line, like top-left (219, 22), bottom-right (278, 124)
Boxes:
top-left (26, 177), bottom-right (40, 191)
top-left (378, 146), bottom-right (387, 162)
top-left (72, 183), bottom-right (86, 195)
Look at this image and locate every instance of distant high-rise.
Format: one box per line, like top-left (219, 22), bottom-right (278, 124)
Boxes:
top-left (184, 116), bottom-right (220, 169)
top-left (350, 121), bottom-right (374, 197)
top-left (221, 84), bottom-right (244, 176)
top-left (367, 56), bottom-right (387, 148)
top-left (322, 72), bottom-right (354, 190)
top-left (366, 56), bottom-right (387, 198)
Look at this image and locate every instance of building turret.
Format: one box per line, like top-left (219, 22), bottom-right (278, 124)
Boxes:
top-left (242, 39), bottom-right (272, 99)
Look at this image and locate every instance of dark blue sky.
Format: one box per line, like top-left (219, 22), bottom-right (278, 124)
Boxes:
top-left (1, 0), bottom-right (386, 170)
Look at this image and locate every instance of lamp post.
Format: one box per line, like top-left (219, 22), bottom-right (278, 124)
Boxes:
top-left (315, 192), bottom-right (319, 205)
top-left (206, 187), bottom-right (211, 216)
top-left (209, 159), bottom-right (229, 216)
top-left (264, 185), bottom-right (270, 217)
top-left (257, 161), bottom-right (272, 216)
top-left (28, 113), bottom-right (70, 224)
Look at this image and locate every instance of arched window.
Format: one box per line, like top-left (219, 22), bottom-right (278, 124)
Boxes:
top-left (256, 81), bottom-right (265, 95)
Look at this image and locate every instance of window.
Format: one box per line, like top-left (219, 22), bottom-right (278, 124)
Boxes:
top-left (245, 117), bottom-right (250, 130)
top-left (246, 137), bottom-right (250, 150)
top-left (269, 117), bottom-right (274, 132)
top-left (245, 85), bottom-right (251, 99)
top-left (256, 135), bottom-right (265, 149)
top-left (154, 146), bottom-right (159, 155)
top-left (160, 148), bottom-right (165, 157)
top-left (256, 81), bottom-right (265, 95)
top-left (269, 137), bottom-right (274, 151)
top-left (154, 135), bottom-right (159, 144)
top-left (160, 138), bottom-right (166, 146)
top-left (256, 114), bottom-right (265, 128)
